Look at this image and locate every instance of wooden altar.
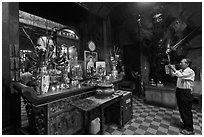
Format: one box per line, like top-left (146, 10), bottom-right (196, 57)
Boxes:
top-left (13, 79), bottom-right (130, 135)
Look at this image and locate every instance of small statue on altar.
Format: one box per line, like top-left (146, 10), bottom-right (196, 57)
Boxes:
top-left (87, 56), bottom-right (95, 77)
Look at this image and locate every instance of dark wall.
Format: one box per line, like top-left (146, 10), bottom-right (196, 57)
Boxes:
top-left (79, 13), bottom-right (104, 60)
top-left (111, 2), bottom-right (202, 84)
top-left (2, 2), bottom-right (21, 134)
top-left (79, 13), bottom-right (113, 73)
top-left (123, 43), bottom-right (141, 80)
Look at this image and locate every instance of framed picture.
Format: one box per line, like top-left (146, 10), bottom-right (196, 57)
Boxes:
top-left (84, 51), bottom-right (98, 72)
top-left (96, 61), bottom-right (106, 75)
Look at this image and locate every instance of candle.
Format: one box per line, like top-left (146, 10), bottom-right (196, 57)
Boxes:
top-left (56, 85), bottom-right (60, 90)
top-left (60, 83), bottom-right (64, 89)
top-left (51, 86), bottom-right (55, 92)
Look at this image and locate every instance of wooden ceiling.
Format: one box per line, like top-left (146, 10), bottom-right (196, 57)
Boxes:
top-left (19, 2), bottom-right (201, 25)
top-left (19, 2), bottom-right (160, 25)
top-left (19, 2), bottom-right (88, 27)
top-left (19, 2), bottom-right (202, 39)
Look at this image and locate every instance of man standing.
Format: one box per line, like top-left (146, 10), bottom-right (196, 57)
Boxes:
top-left (168, 58), bottom-right (195, 135)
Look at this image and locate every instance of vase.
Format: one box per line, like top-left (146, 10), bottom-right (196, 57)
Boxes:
top-left (36, 64), bottom-right (50, 95)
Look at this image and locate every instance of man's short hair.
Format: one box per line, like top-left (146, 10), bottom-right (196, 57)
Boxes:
top-left (184, 58), bottom-right (192, 67)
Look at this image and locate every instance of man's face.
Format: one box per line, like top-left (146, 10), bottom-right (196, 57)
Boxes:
top-left (180, 59), bottom-right (188, 69)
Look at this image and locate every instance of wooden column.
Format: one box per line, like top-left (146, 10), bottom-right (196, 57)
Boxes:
top-left (2, 2), bottom-right (21, 134)
top-left (103, 17), bottom-right (112, 74)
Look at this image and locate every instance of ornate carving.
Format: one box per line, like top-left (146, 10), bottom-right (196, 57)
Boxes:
top-left (21, 96), bottom-right (47, 134)
top-left (22, 96), bottom-right (32, 121)
top-left (48, 98), bottom-right (72, 116)
top-left (33, 106), bottom-right (47, 134)
top-left (21, 90), bottom-right (95, 134)
top-left (49, 108), bottom-right (82, 135)
top-left (47, 96), bottom-right (84, 134)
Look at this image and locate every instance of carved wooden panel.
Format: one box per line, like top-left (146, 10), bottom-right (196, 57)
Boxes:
top-left (48, 108), bottom-right (83, 135)
top-left (47, 96), bottom-right (85, 134)
top-left (21, 90), bottom-right (96, 134)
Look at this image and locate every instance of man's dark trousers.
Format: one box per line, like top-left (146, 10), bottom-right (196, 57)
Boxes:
top-left (176, 88), bottom-right (194, 131)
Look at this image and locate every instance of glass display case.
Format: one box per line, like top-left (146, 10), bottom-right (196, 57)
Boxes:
top-left (19, 14), bottom-right (83, 96)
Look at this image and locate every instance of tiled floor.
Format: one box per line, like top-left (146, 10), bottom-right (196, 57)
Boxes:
top-left (104, 97), bottom-right (202, 135)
